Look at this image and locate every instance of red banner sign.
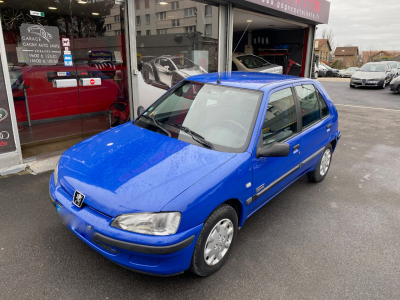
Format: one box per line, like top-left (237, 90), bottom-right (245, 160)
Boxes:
top-left (245, 0), bottom-right (331, 24)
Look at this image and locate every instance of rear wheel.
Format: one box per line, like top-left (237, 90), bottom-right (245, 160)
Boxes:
top-left (307, 144), bottom-right (333, 183)
top-left (326, 70), bottom-right (333, 77)
top-left (190, 204), bottom-right (238, 277)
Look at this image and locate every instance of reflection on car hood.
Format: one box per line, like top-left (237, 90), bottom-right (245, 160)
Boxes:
top-left (353, 71), bottom-right (386, 79)
top-left (58, 123), bottom-right (236, 217)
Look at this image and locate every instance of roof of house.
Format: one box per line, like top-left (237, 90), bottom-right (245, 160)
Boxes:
top-left (334, 47), bottom-right (359, 56)
top-left (314, 39), bottom-right (332, 51)
top-left (393, 55), bottom-right (400, 62)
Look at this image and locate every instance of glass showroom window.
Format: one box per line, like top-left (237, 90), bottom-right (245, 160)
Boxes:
top-left (136, 2), bottom-right (219, 111)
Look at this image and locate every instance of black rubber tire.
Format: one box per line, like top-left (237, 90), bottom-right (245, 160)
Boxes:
top-left (326, 71), bottom-right (333, 77)
top-left (381, 81), bottom-right (386, 89)
top-left (306, 144), bottom-right (333, 183)
top-left (189, 204), bottom-right (238, 277)
top-left (397, 85), bottom-right (400, 93)
top-left (142, 66), bottom-right (150, 84)
top-left (350, 84), bottom-right (355, 88)
top-left (171, 74), bottom-right (182, 87)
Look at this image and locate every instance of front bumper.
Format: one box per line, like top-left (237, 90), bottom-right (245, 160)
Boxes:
top-left (49, 174), bottom-right (202, 276)
top-left (351, 79), bottom-right (384, 87)
top-left (389, 82), bottom-right (399, 91)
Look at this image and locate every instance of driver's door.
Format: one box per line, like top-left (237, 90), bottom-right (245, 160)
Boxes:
top-left (156, 58), bottom-right (173, 86)
top-left (249, 85), bottom-right (303, 214)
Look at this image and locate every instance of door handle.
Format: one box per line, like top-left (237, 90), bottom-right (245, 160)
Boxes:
top-left (326, 124), bottom-right (332, 129)
top-left (293, 144), bottom-right (300, 151)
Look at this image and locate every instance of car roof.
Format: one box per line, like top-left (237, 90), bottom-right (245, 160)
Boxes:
top-left (186, 72), bottom-right (307, 91)
top-left (365, 61), bottom-right (388, 65)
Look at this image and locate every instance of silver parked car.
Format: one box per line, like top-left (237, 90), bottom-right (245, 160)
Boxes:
top-left (232, 53), bottom-right (283, 74)
top-left (389, 70), bottom-right (400, 93)
top-left (350, 62), bottom-right (394, 89)
top-left (342, 67), bottom-right (359, 78)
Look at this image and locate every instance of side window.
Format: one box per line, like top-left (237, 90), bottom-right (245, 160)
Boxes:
top-left (294, 84), bottom-right (320, 129)
top-left (261, 88), bottom-right (297, 147)
top-left (315, 88), bottom-right (329, 118)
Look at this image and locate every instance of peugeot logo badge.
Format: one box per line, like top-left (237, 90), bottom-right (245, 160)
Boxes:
top-left (73, 191), bottom-right (85, 208)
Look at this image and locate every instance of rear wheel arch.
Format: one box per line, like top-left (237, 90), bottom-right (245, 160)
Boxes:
top-left (330, 139), bottom-right (337, 152)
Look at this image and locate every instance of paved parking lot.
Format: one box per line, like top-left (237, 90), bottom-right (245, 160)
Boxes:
top-left (1, 81), bottom-right (399, 300)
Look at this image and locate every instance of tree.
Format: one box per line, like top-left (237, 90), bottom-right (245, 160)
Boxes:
top-left (320, 28), bottom-right (335, 50)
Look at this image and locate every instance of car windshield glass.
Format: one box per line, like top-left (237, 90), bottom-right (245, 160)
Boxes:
top-left (170, 57), bottom-right (196, 69)
top-left (347, 67), bottom-right (357, 71)
top-left (389, 62), bottom-right (397, 69)
top-left (237, 55), bottom-right (269, 69)
top-left (135, 81), bottom-right (262, 153)
top-left (360, 64), bottom-right (385, 72)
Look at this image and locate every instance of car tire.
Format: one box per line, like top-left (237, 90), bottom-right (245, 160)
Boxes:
top-left (326, 71), bottom-right (333, 77)
top-left (350, 84), bottom-right (355, 88)
top-left (306, 144), bottom-right (333, 183)
top-left (314, 72), bottom-right (318, 79)
top-left (142, 66), bottom-right (151, 84)
top-left (381, 81), bottom-right (386, 89)
top-left (190, 204), bottom-right (238, 277)
top-left (397, 85), bottom-right (400, 93)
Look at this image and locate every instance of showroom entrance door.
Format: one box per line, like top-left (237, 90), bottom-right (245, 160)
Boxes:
top-left (0, 0), bottom-right (127, 158)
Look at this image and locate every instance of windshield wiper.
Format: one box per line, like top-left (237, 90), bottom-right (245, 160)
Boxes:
top-left (166, 122), bottom-right (214, 150)
top-left (140, 114), bottom-right (171, 137)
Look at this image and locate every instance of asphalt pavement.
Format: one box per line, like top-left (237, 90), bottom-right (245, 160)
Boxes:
top-left (1, 81), bottom-right (399, 300)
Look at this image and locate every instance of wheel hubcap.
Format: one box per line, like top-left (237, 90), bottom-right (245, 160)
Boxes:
top-left (320, 149), bottom-right (331, 176)
top-left (204, 219), bottom-right (234, 266)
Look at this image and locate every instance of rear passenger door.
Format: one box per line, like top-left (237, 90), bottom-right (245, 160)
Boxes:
top-left (292, 83), bottom-right (331, 173)
top-left (250, 86), bottom-right (303, 213)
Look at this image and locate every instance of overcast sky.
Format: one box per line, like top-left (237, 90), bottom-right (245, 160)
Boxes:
top-left (315, 0), bottom-right (400, 52)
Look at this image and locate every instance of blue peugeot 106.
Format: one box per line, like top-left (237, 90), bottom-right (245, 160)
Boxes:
top-left (49, 72), bottom-right (340, 276)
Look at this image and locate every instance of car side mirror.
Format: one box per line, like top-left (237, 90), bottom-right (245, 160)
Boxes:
top-left (137, 106), bottom-right (145, 116)
top-left (256, 142), bottom-right (290, 158)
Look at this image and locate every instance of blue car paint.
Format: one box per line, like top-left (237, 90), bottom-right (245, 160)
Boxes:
top-left (49, 72), bottom-right (340, 275)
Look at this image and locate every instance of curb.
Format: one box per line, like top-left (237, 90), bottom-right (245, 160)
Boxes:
top-left (0, 155), bottom-right (60, 176)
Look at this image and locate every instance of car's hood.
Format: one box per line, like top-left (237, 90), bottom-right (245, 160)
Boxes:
top-left (58, 123), bottom-right (236, 217)
top-left (352, 71), bottom-right (385, 79)
top-left (256, 64), bottom-right (283, 74)
top-left (178, 67), bottom-right (204, 77)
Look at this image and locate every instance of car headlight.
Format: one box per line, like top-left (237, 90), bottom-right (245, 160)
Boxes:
top-left (111, 212), bottom-right (181, 235)
top-left (54, 161), bottom-right (59, 185)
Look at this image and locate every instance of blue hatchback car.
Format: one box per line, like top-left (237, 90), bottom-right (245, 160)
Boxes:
top-left (49, 72), bottom-right (340, 276)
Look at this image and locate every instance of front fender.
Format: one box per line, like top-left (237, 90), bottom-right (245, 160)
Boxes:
top-left (162, 152), bottom-right (253, 232)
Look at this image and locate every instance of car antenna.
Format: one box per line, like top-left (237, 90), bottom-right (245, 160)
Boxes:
top-left (217, 20), bottom-right (252, 84)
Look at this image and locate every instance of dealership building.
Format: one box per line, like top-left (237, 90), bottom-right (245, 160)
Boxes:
top-left (0, 0), bottom-right (330, 170)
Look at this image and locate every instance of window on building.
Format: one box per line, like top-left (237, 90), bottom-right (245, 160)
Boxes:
top-left (294, 85), bottom-right (321, 129)
top-left (158, 29), bottom-right (167, 35)
top-left (171, 1), bottom-right (179, 10)
top-left (172, 19), bottom-right (180, 27)
top-left (205, 5), bottom-right (212, 16)
top-left (145, 0), bottom-right (149, 8)
top-left (157, 12), bottom-right (166, 20)
top-left (137, 31), bottom-right (141, 36)
top-left (135, 0), bottom-right (140, 10)
top-left (185, 26), bottom-right (196, 33)
top-left (261, 88), bottom-right (298, 147)
top-left (205, 24), bottom-right (212, 36)
top-left (136, 16), bottom-right (141, 25)
top-left (114, 15), bottom-right (120, 22)
top-left (185, 8), bottom-right (196, 17)
top-left (146, 14), bottom-right (150, 24)
top-left (115, 30), bottom-right (121, 35)
top-left (146, 30), bottom-right (151, 35)
top-left (106, 24), bottom-right (111, 31)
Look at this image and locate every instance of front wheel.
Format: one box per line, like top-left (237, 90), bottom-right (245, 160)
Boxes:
top-left (190, 204), bottom-right (238, 277)
top-left (307, 144), bottom-right (333, 183)
top-left (350, 84), bottom-right (355, 88)
top-left (381, 81), bottom-right (386, 89)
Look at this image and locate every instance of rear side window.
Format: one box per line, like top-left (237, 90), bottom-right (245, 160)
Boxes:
top-left (294, 84), bottom-right (321, 129)
top-left (261, 88), bottom-right (297, 147)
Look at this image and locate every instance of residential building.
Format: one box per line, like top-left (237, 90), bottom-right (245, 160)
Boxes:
top-left (314, 39), bottom-right (332, 62)
top-left (334, 46), bottom-right (359, 67)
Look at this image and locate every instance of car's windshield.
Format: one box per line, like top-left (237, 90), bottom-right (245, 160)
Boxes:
top-left (135, 81), bottom-right (262, 153)
top-left (237, 55), bottom-right (269, 69)
top-left (388, 62), bottom-right (398, 69)
top-left (359, 64), bottom-right (386, 72)
top-left (170, 57), bottom-right (196, 69)
top-left (347, 67), bottom-right (358, 71)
